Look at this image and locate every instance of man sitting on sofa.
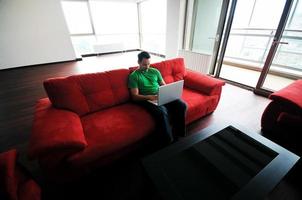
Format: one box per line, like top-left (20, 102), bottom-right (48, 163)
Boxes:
top-left (128, 51), bottom-right (187, 144)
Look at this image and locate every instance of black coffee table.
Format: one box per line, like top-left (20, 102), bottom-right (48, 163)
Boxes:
top-left (142, 123), bottom-right (300, 200)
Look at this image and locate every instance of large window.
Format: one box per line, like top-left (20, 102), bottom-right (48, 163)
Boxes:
top-left (89, 1), bottom-right (139, 50)
top-left (62, 1), bottom-right (95, 55)
top-left (139, 0), bottom-right (167, 55)
top-left (61, 1), bottom-right (93, 34)
top-left (62, 0), bottom-right (167, 56)
top-left (224, 0), bottom-right (286, 66)
top-left (61, 0), bottom-right (140, 55)
top-left (273, 0), bottom-right (302, 71)
top-left (216, 0), bottom-right (301, 92)
top-left (222, 0), bottom-right (302, 74)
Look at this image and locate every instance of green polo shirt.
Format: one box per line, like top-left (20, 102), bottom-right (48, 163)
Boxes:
top-left (128, 67), bottom-right (164, 95)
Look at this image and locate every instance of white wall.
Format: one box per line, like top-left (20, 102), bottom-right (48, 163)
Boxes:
top-left (0, 0), bottom-right (76, 70)
top-left (165, 0), bottom-right (186, 58)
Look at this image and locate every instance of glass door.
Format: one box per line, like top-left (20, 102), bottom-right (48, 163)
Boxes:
top-left (216, 0), bottom-right (289, 88)
top-left (257, 0), bottom-right (302, 93)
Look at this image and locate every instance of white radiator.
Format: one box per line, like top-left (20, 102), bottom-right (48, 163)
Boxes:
top-left (93, 43), bottom-right (125, 54)
top-left (178, 50), bottom-right (212, 73)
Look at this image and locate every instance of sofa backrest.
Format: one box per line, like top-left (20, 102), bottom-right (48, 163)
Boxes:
top-left (44, 69), bottom-right (130, 116)
top-left (129, 58), bottom-right (186, 84)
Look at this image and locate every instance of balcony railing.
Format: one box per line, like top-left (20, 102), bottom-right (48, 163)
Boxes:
top-left (224, 28), bottom-right (302, 75)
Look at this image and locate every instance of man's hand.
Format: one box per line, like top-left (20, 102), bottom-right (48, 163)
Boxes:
top-left (130, 88), bottom-right (158, 101)
top-left (160, 80), bottom-right (166, 86)
top-left (146, 95), bottom-right (158, 101)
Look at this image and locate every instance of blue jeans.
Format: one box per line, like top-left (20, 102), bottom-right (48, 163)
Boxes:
top-left (135, 99), bottom-right (187, 144)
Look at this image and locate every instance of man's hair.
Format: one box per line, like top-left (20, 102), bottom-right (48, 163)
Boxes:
top-left (138, 51), bottom-right (151, 62)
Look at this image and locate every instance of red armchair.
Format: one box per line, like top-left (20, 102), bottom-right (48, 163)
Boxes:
top-left (28, 58), bottom-right (225, 182)
top-left (261, 80), bottom-right (302, 154)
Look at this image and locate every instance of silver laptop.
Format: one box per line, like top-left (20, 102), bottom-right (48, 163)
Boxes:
top-left (148, 80), bottom-right (184, 106)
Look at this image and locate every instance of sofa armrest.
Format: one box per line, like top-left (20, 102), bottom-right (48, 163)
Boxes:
top-left (184, 70), bottom-right (225, 95)
top-left (269, 80), bottom-right (302, 109)
top-left (28, 98), bottom-right (88, 160)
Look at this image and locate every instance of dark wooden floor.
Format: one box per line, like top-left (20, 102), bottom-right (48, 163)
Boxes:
top-left (0, 54), bottom-right (300, 199)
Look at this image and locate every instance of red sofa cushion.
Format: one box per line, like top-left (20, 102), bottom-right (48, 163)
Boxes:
top-left (106, 69), bottom-right (131, 104)
top-left (68, 103), bottom-right (155, 167)
top-left (150, 61), bottom-right (173, 83)
top-left (182, 88), bottom-right (217, 124)
top-left (44, 69), bottom-right (130, 116)
top-left (44, 77), bottom-right (90, 116)
top-left (162, 58), bottom-right (186, 83)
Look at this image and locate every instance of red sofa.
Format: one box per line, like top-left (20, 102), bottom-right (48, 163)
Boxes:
top-left (28, 58), bottom-right (225, 181)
